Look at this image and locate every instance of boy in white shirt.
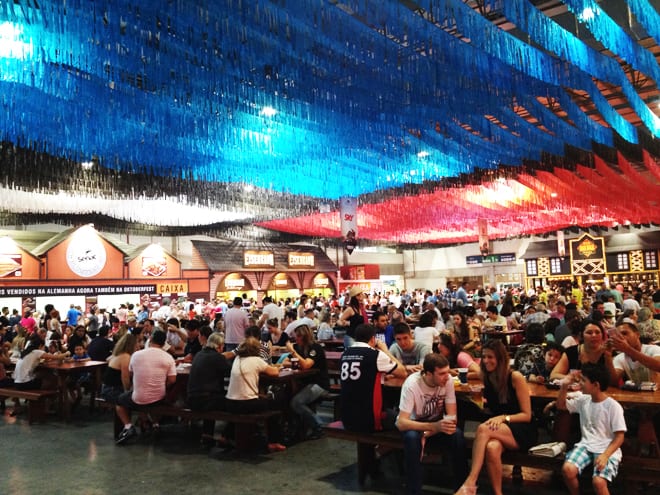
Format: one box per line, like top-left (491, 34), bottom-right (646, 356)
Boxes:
top-left (557, 363), bottom-right (626, 495)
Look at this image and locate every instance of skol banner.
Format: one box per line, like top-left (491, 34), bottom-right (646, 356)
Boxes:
top-left (478, 218), bottom-right (489, 255)
top-left (340, 197), bottom-right (358, 254)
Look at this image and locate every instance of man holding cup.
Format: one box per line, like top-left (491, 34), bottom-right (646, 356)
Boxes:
top-left (396, 353), bottom-right (468, 494)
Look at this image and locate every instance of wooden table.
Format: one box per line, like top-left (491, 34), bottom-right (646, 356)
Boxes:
top-left (481, 329), bottom-right (525, 348)
top-left (39, 360), bottom-right (107, 421)
top-left (318, 338), bottom-right (345, 351)
top-left (454, 379), bottom-right (660, 408)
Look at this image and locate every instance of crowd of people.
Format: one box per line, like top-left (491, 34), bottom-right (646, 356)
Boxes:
top-left (0, 279), bottom-right (659, 494)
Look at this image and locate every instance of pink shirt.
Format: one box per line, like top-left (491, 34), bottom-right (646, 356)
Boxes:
top-left (129, 347), bottom-right (176, 405)
top-left (456, 351), bottom-right (475, 369)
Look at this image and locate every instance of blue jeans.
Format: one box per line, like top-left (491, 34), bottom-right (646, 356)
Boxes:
top-left (343, 334), bottom-right (355, 348)
top-left (402, 428), bottom-right (468, 494)
top-left (290, 383), bottom-right (325, 432)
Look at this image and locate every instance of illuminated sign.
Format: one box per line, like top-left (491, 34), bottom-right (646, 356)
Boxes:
top-left (0, 285), bottom-right (156, 297)
top-left (157, 282), bottom-right (188, 294)
top-left (243, 250), bottom-right (274, 268)
top-left (0, 254), bottom-right (22, 277)
top-left (142, 256), bottom-right (167, 277)
top-left (570, 234), bottom-right (604, 261)
top-left (313, 274), bottom-right (330, 288)
top-left (288, 252), bottom-right (315, 268)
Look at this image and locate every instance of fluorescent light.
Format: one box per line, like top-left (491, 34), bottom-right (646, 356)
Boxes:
top-left (260, 106), bottom-right (277, 117)
top-left (550, 192), bottom-right (558, 198)
top-left (578, 7), bottom-right (595, 22)
top-left (81, 161), bottom-right (94, 170)
top-left (416, 151), bottom-right (430, 158)
top-left (0, 22), bottom-right (33, 60)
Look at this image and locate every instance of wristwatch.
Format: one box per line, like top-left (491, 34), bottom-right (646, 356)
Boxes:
top-left (504, 415), bottom-right (511, 425)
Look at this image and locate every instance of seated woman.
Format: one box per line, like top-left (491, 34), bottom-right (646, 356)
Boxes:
top-left (316, 310), bottom-right (335, 341)
top-left (413, 310), bottom-right (440, 350)
top-left (455, 340), bottom-right (536, 495)
top-left (550, 319), bottom-right (617, 386)
top-left (245, 325), bottom-right (271, 363)
top-left (263, 317), bottom-right (289, 351)
top-left (437, 333), bottom-right (480, 379)
top-left (286, 324), bottom-right (330, 440)
top-left (512, 323), bottom-right (546, 380)
top-left (101, 333), bottom-right (139, 404)
top-left (451, 311), bottom-right (479, 356)
top-left (224, 337), bottom-right (286, 453)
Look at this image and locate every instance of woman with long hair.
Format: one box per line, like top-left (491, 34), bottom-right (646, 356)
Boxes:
top-left (101, 333), bottom-right (138, 404)
top-left (225, 337), bottom-right (286, 452)
top-left (264, 317), bottom-right (289, 350)
top-left (437, 333), bottom-right (480, 379)
top-left (13, 336), bottom-right (63, 390)
top-left (452, 312), bottom-right (478, 353)
top-left (337, 287), bottom-right (367, 347)
top-left (550, 319), bottom-right (617, 386)
top-left (286, 324), bottom-right (330, 440)
top-left (455, 340), bottom-right (536, 495)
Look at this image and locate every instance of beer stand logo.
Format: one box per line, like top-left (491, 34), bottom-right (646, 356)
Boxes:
top-left (576, 238), bottom-right (598, 258)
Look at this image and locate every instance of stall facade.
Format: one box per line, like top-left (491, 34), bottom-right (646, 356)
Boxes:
top-left (0, 225), bottom-right (210, 315)
top-left (522, 232), bottom-right (659, 291)
top-left (191, 240), bottom-right (337, 304)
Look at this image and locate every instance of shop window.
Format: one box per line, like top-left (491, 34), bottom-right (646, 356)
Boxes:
top-left (526, 259), bottom-right (537, 276)
top-left (550, 257), bottom-right (562, 274)
top-left (616, 253), bottom-right (629, 271)
top-left (644, 251), bottom-right (657, 270)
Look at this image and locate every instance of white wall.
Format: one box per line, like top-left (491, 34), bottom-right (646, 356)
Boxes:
top-left (402, 238), bottom-right (530, 290)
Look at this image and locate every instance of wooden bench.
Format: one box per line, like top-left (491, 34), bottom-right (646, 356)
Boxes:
top-left (322, 420), bottom-right (660, 489)
top-left (0, 387), bottom-right (59, 424)
top-left (95, 398), bottom-right (281, 452)
top-left (323, 421), bottom-right (564, 486)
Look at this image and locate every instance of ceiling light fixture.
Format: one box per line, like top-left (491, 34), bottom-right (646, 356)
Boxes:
top-left (260, 106), bottom-right (277, 117)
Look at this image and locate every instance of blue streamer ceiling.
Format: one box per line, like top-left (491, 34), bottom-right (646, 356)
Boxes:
top-left (0, 0), bottom-right (658, 232)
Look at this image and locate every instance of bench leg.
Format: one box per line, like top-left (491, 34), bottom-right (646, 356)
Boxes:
top-left (27, 398), bottom-right (51, 424)
top-left (234, 424), bottom-right (254, 453)
top-left (511, 465), bottom-right (523, 485)
top-left (357, 442), bottom-right (377, 486)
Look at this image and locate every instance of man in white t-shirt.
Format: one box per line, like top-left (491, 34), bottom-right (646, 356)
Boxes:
top-left (257, 296), bottom-right (282, 330)
top-left (611, 319), bottom-right (660, 384)
top-left (396, 353), bottom-right (468, 494)
top-left (115, 330), bottom-right (177, 445)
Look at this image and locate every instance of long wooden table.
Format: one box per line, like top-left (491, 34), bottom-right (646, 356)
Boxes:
top-left (38, 359), bottom-right (107, 420)
top-left (453, 379), bottom-right (660, 409)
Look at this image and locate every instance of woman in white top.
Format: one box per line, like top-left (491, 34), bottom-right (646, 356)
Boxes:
top-left (224, 337), bottom-right (286, 452)
top-left (413, 310), bottom-right (440, 350)
top-left (14, 336), bottom-right (63, 390)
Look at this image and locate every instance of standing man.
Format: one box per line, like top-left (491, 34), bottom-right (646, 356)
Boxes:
top-left (66, 304), bottom-right (81, 327)
top-left (115, 330), bottom-right (177, 444)
top-left (223, 296), bottom-right (250, 352)
top-left (257, 295), bottom-right (282, 330)
top-left (455, 281), bottom-right (470, 307)
top-left (396, 353), bottom-right (468, 494)
top-left (340, 324), bottom-right (406, 433)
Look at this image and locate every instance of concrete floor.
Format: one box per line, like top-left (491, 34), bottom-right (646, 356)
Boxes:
top-left (0, 403), bottom-right (618, 495)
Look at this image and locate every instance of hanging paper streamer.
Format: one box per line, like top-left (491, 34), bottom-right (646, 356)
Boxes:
top-left (557, 230), bottom-right (566, 258)
top-left (340, 197), bottom-right (358, 255)
top-left (478, 219), bottom-right (490, 256)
